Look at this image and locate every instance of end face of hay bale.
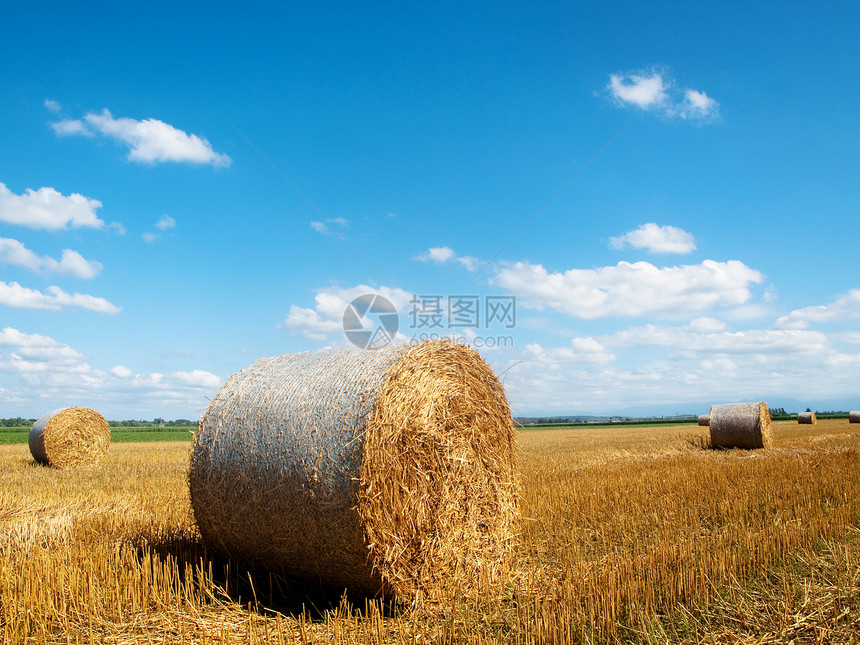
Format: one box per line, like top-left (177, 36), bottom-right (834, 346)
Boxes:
top-left (849, 411), bottom-right (860, 424)
top-left (358, 340), bottom-right (519, 600)
top-left (29, 407), bottom-right (110, 468)
top-left (709, 401), bottom-right (772, 450)
top-left (697, 414), bottom-right (711, 427)
top-left (797, 411), bottom-right (817, 424)
top-left (189, 340), bottom-right (519, 600)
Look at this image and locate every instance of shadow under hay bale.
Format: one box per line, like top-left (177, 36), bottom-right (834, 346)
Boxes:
top-left (797, 411), bottom-right (817, 424)
top-left (29, 407), bottom-right (110, 468)
top-left (189, 339), bottom-right (519, 601)
top-left (697, 414), bottom-right (710, 427)
top-left (849, 411), bottom-right (860, 424)
top-left (709, 401), bottom-right (772, 450)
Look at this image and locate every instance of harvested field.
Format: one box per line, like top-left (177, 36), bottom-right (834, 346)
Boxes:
top-left (1, 420), bottom-right (859, 643)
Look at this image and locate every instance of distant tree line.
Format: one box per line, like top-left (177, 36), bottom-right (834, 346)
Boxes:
top-left (1, 418), bottom-right (196, 427)
top-left (1, 417), bottom-right (37, 427)
top-left (108, 419), bottom-right (196, 427)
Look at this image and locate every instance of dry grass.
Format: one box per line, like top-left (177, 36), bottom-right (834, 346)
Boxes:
top-left (1, 420), bottom-right (858, 643)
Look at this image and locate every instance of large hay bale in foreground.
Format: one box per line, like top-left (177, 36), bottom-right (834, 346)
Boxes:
top-left (697, 414), bottom-right (710, 426)
top-left (29, 407), bottom-right (110, 468)
top-left (797, 411), bottom-right (817, 424)
top-left (849, 411), bottom-right (860, 424)
top-left (709, 401), bottom-right (772, 449)
top-left (189, 340), bottom-right (519, 599)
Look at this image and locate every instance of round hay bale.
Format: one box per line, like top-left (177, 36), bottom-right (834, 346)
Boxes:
top-left (797, 411), bottom-right (817, 424)
top-left (29, 407), bottom-right (110, 468)
top-left (697, 414), bottom-right (710, 426)
top-left (189, 339), bottom-right (519, 599)
top-left (849, 411), bottom-right (860, 424)
top-left (709, 401), bottom-right (772, 450)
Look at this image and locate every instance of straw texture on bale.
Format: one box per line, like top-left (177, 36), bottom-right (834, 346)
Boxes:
top-left (697, 414), bottom-right (710, 427)
top-left (709, 401), bottom-right (773, 450)
top-left (28, 407), bottom-right (110, 468)
top-left (797, 411), bottom-right (817, 424)
top-left (189, 340), bottom-right (519, 599)
top-left (849, 411), bottom-right (860, 424)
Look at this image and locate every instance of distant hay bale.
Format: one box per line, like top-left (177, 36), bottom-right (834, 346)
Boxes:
top-left (797, 411), bottom-right (817, 424)
top-left (709, 401), bottom-right (772, 450)
top-left (849, 411), bottom-right (860, 424)
top-left (697, 414), bottom-right (710, 426)
top-left (29, 407), bottom-right (110, 468)
top-left (189, 339), bottom-right (519, 599)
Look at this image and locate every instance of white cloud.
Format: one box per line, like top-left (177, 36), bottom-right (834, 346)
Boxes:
top-left (110, 365), bottom-right (133, 378)
top-left (609, 223), bottom-right (696, 254)
top-left (310, 217), bottom-right (349, 236)
top-left (172, 369), bottom-right (222, 389)
top-left (52, 108), bottom-right (231, 167)
top-left (281, 305), bottom-right (342, 341)
top-left (0, 238), bottom-right (102, 279)
top-left (608, 72), bottom-right (668, 109)
top-left (0, 182), bottom-right (105, 231)
top-left (51, 119), bottom-right (94, 137)
top-left (607, 69), bottom-right (720, 121)
top-left (525, 338), bottom-right (615, 365)
top-left (492, 259), bottom-right (763, 319)
top-left (0, 327), bottom-right (223, 419)
top-left (681, 89), bottom-right (720, 120)
top-left (281, 284), bottom-right (413, 341)
top-left (773, 289), bottom-right (860, 330)
top-left (44, 99), bottom-right (62, 113)
top-left (416, 246), bottom-right (483, 272)
top-left (605, 321), bottom-right (829, 356)
top-left (142, 215), bottom-right (177, 243)
top-left (155, 215), bottom-right (176, 231)
top-left (499, 314), bottom-right (858, 415)
top-left (0, 281), bottom-right (120, 314)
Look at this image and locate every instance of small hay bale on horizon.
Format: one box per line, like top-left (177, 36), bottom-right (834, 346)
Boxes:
top-left (797, 411), bottom-right (817, 424)
top-left (709, 401), bottom-right (772, 450)
top-left (849, 411), bottom-right (860, 424)
top-left (29, 407), bottom-right (111, 468)
top-left (697, 414), bottom-right (710, 426)
top-left (189, 339), bottom-right (519, 600)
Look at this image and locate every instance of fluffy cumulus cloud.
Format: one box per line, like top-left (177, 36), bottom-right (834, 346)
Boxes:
top-left (0, 182), bottom-right (104, 231)
top-left (492, 259), bottom-right (763, 319)
top-left (0, 281), bottom-right (120, 314)
top-left (681, 89), bottom-right (719, 120)
top-left (501, 313), bottom-right (858, 415)
top-left (0, 327), bottom-right (222, 418)
top-left (773, 289), bottom-right (860, 330)
top-left (281, 284), bottom-right (414, 341)
top-left (608, 72), bottom-right (668, 110)
top-left (0, 237), bottom-right (102, 279)
top-left (607, 69), bottom-right (719, 121)
top-left (604, 319), bottom-right (829, 356)
top-left (52, 108), bottom-right (231, 167)
top-left (525, 338), bottom-right (615, 365)
top-left (415, 246), bottom-right (482, 272)
top-left (609, 223), bottom-right (696, 254)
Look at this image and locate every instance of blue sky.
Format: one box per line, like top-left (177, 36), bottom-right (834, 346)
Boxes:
top-left (1, 1), bottom-right (858, 419)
